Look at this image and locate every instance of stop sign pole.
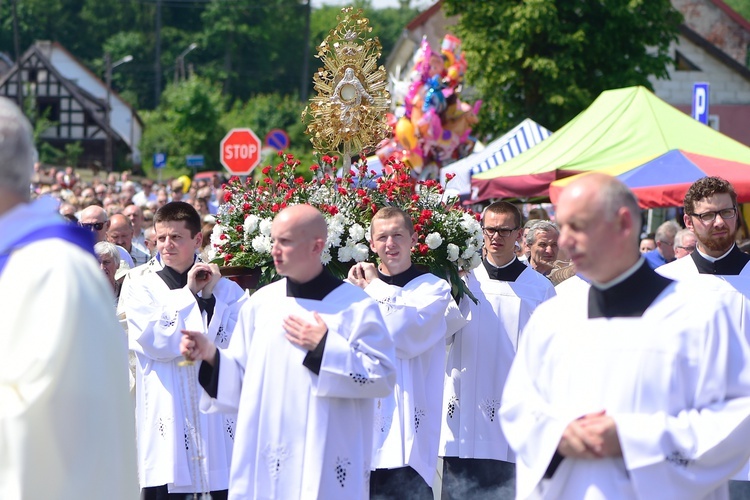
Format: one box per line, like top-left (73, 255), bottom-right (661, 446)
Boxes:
top-left (220, 128), bottom-right (262, 176)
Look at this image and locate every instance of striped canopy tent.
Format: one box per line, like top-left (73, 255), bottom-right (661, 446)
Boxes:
top-left (440, 118), bottom-right (551, 197)
top-left (470, 86), bottom-right (750, 202)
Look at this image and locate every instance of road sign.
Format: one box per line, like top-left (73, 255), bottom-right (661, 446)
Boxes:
top-left (186, 154), bottom-right (205, 168)
top-left (221, 128), bottom-right (261, 175)
top-left (265, 128), bottom-right (291, 151)
top-left (153, 152), bottom-right (167, 169)
top-left (692, 82), bottom-right (709, 124)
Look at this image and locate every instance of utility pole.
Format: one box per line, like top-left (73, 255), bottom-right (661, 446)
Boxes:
top-left (105, 53), bottom-right (113, 172)
top-left (154, 0), bottom-right (162, 106)
top-left (300, 0), bottom-right (311, 102)
top-left (12, 0), bottom-right (22, 107)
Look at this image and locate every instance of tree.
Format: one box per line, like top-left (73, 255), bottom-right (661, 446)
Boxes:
top-left (140, 76), bottom-right (226, 175)
top-left (442, 0), bottom-right (682, 135)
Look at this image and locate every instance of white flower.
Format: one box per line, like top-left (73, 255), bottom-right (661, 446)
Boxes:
top-left (425, 232), bottom-right (443, 250)
top-left (468, 252), bottom-right (483, 270)
top-left (447, 243), bottom-right (459, 262)
top-left (352, 243), bottom-right (370, 262)
top-left (206, 245), bottom-right (217, 261)
top-left (461, 244), bottom-right (477, 260)
top-left (337, 245), bottom-right (353, 263)
top-left (259, 218), bottom-right (273, 236)
top-left (211, 225), bottom-right (227, 247)
top-left (349, 223), bottom-right (365, 242)
top-left (365, 223), bottom-right (372, 243)
top-left (243, 214), bottom-right (259, 234)
top-left (320, 249), bottom-right (332, 266)
top-left (251, 234), bottom-right (272, 254)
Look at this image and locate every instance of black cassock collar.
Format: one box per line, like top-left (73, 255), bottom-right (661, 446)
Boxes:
top-left (691, 245), bottom-right (750, 276)
top-left (588, 261), bottom-right (673, 319)
top-left (483, 257), bottom-right (526, 282)
top-left (377, 264), bottom-right (427, 288)
top-left (286, 267), bottom-right (343, 300)
top-left (157, 265), bottom-right (190, 290)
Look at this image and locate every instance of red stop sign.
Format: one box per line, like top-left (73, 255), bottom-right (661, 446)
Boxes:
top-left (220, 128), bottom-right (261, 175)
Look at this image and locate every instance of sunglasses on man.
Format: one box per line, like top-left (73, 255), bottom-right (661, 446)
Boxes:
top-left (79, 221), bottom-right (106, 231)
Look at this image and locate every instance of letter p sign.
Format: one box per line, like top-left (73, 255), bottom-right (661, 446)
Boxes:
top-left (692, 83), bottom-right (709, 125)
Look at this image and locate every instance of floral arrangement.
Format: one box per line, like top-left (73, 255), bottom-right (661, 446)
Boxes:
top-left (209, 152), bottom-right (484, 301)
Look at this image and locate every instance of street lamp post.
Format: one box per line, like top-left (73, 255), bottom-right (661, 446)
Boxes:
top-left (105, 53), bottom-right (133, 172)
top-left (174, 43), bottom-right (198, 84)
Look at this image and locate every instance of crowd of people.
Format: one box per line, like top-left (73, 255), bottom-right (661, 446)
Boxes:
top-left (6, 89), bottom-right (750, 500)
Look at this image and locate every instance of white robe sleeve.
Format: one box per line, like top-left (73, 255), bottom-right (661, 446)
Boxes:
top-left (120, 276), bottom-right (203, 362)
top-left (205, 300), bottom-right (256, 414)
top-left (314, 300), bottom-right (396, 399)
top-left (365, 277), bottom-right (457, 359)
top-left (616, 305), bottom-right (750, 498)
top-left (499, 303), bottom-right (570, 498)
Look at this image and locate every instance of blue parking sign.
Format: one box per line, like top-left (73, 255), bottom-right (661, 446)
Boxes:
top-left (153, 152), bottom-right (167, 169)
top-left (692, 83), bottom-right (709, 125)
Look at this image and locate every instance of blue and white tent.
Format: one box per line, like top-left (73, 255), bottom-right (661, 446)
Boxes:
top-left (441, 118), bottom-right (552, 197)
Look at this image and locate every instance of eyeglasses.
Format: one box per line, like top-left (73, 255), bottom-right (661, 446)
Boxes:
top-left (676, 245), bottom-right (696, 252)
top-left (482, 226), bottom-right (519, 238)
top-left (689, 207), bottom-right (737, 223)
top-left (79, 221), bottom-right (106, 231)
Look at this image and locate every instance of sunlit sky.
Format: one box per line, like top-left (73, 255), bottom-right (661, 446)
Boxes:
top-left (311, 0), bottom-right (436, 9)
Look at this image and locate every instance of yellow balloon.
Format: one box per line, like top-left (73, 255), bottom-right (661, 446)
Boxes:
top-left (178, 175), bottom-right (191, 193)
top-left (395, 117), bottom-right (418, 151)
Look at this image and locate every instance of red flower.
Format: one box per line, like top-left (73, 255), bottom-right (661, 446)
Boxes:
top-left (445, 173), bottom-right (456, 181)
top-left (294, 177), bottom-right (305, 184)
top-left (262, 166), bottom-right (271, 175)
top-left (223, 191), bottom-right (233, 203)
top-left (418, 243), bottom-right (429, 255)
top-left (338, 187), bottom-right (347, 195)
top-left (310, 164), bottom-right (320, 171)
top-left (271, 203), bottom-right (280, 212)
top-left (242, 203), bottom-right (251, 211)
top-left (220, 234), bottom-right (227, 240)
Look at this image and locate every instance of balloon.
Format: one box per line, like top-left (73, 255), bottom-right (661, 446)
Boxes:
top-left (178, 175), bottom-right (191, 193)
top-left (395, 117), bottom-right (418, 151)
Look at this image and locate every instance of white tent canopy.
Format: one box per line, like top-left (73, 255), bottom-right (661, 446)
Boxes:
top-left (441, 118), bottom-right (552, 197)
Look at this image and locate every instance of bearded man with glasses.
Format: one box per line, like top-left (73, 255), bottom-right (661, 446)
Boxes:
top-left (439, 201), bottom-right (555, 498)
top-left (657, 176), bottom-right (749, 278)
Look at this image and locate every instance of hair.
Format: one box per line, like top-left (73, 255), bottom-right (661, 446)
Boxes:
top-left (154, 201), bottom-right (202, 237)
top-left (94, 241), bottom-right (121, 268)
top-left (673, 228), bottom-right (694, 249)
top-left (0, 97), bottom-right (36, 198)
top-left (655, 220), bottom-right (680, 243)
top-left (599, 179), bottom-right (642, 242)
top-left (482, 201), bottom-right (522, 228)
top-left (525, 220), bottom-right (558, 247)
top-left (372, 206), bottom-right (414, 234)
top-left (684, 176), bottom-right (737, 215)
top-left (523, 218), bottom-right (540, 230)
top-left (527, 206), bottom-right (550, 221)
top-left (201, 221), bottom-right (215, 250)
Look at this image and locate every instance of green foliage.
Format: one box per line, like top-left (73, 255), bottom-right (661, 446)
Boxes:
top-left (140, 76), bottom-right (226, 176)
top-left (724, 0), bottom-right (750, 21)
top-left (443, 0), bottom-right (682, 134)
top-left (63, 142), bottom-right (84, 167)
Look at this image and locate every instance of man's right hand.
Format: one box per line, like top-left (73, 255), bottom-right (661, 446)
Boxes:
top-left (347, 262), bottom-right (378, 289)
top-left (180, 330), bottom-right (217, 366)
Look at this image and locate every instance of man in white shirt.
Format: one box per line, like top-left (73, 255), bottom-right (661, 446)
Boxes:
top-left (348, 206), bottom-right (465, 499)
top-left (500, 173), bottom-right (750, 499)
top-left (182, 204), bottom-right (396, 499)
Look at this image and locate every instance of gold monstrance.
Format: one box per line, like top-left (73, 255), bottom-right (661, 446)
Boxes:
top-left (302, 7), bottom-right (391, 170)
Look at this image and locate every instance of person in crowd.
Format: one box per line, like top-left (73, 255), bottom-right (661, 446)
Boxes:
top-left (439, 201), bottom-right (555, 499)
top-left (123, 203), bottom-right (149, 256)
top-left (95, 240), bottom-right (123, 301)
top-left (107, 213), bottom-right (150, 266)
top-left (348, 206), bottom-right (465, 499)
top-left (79, 204), bottom-right (135, 269)
top-left (500, 173), bottom-right (750, 499)
top-left (672, 228), bottom-right (697, 260)
top-left (118, 201), bottom-right (247, 499)
top-left (143, 226), bottom-right (158, 257)
top-left (639, 233), bottom-right (656, 253)
top-left (526, 220), bottom-right (560, 277)
top-left (658, 177), bottom-right (749, 278)
top-left (181, 204), bottom-right (396, 498)
top-left (0, 96), bottom-right (137, 498)
top-left (132, 178), bottom-right (156, 207)
top-left (643, 220), bottom-right (680, 269)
